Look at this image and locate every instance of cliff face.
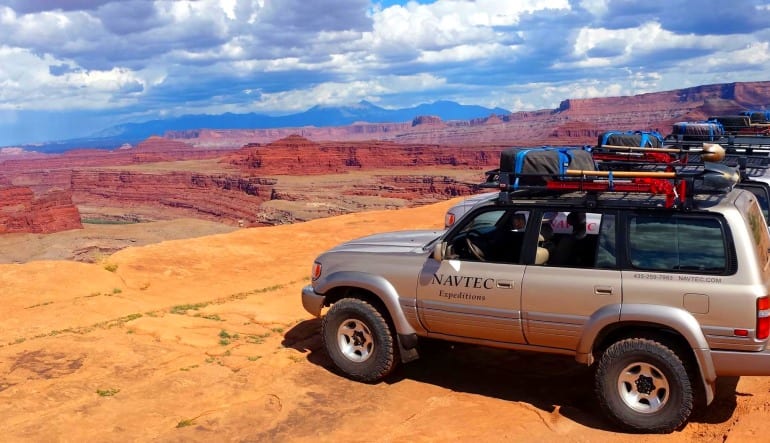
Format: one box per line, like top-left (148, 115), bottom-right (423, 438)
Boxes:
top-left (70, 171), bottom-right (278, 226)
top-left (0, 187), bottom-right (82, 233)
top-left (4, 80), bottom-right (770, 234)
top-left (223, 135), bottom-right (501, 174)
top-left (1, 137), bottom-right (224, 172)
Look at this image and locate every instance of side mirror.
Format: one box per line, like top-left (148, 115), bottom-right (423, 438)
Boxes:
top-left (433, 242), bottom-right (445, 261)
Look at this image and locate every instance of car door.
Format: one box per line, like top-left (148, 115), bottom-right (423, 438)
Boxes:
top-left (416, 207), bottom-right (528, 344)
top-left (521, 211), bottom-right (623, 350)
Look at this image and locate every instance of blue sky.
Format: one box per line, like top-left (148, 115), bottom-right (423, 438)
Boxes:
top-left (1, 0), bottom-right (770, 146)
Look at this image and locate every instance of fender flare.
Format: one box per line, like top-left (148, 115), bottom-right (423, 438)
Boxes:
top-left (576, 303), bottom-right (716, 405)
top-left (314, 270), bottom-right (417, 336)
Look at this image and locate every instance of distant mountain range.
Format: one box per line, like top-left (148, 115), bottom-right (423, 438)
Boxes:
top-left (10, 80), bottom-right (770, 154)
top-left (14, 101), bottom-right (510, 154)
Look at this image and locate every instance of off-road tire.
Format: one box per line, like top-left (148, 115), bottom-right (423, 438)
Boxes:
top-left (322, 298), bottom-right (397, 383)
top-left (595, 338), bottom-right (693, 433)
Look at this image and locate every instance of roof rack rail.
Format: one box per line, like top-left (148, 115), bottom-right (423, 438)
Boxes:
top-left (664, 133), bottom-right (770, 151)
top-left (597, 137), bottom-right (770, 178)
top-left (481, 161), bottom-right (740, 210)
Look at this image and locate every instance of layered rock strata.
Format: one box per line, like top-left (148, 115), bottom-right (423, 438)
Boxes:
top-left (0, 187), bottom-right (82, 233)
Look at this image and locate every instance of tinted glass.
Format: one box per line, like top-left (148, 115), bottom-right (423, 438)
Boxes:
top-left (744, 198), bottom-right (770, 270)
top-left (629, 215), bottom-right (726, 273)
top-left (449, 209), bottom-right (529, 263)
top-left (595, 214), bottom-right (616, 268)
top-left (738, 183), bottom-right (770, 221)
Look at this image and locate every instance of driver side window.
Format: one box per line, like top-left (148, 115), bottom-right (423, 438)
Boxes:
top-left (447, 209), bottom-right (529, 264)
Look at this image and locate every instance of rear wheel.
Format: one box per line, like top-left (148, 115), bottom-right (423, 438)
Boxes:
top-left (595, 338), bottom-right (693, 433)
top-left (321, 298), bottom-right (397, 382)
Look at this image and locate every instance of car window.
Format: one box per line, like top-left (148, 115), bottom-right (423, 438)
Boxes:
top-left (628, 214), bottom-right (727, 273)
top-left (595, 214), bottom-right (616, 268)
top-left (743, 198), bottom-right (770, 272)
top-left (462, 210), bottom-right (505, 232)
top-left (737, 182), bottom-right (770, 221)
top-left (447, 209), bottom-right (529, 264)
top-left (540, 211), bottom-right (602, 268)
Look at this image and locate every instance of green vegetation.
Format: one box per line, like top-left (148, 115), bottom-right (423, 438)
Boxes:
top-left (246, 332), bottom-right (271, 345)
top-left (96, 388), bottom-right (120, 397)
top-left (176, 419), bottom-right (195, 428)
top-left (103, 263), bottom-right (118, 272)
top-left (170, 302), bottom-right (209, 315)
top-left (81, 218), bottom-right (137, 225)
top-left (219, 329), bottom-right (238, 346)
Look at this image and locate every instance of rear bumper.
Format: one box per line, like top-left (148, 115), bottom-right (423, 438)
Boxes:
top-left (712, 348), bottom-right (770, 376)
top-left (302, 285), bottom-right (325, 317)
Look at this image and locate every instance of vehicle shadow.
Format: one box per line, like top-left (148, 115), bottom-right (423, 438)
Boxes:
top-left (282, 321), bottom-right (739, 432)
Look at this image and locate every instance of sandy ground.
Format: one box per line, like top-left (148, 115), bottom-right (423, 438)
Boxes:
top-left (0, 219), bottom-right (237, 263)
top-left (2, 199), bottom-right (770, 442)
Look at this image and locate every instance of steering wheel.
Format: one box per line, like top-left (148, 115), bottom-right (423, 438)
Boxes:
top-left (464, 232), bottom-right (486, 261)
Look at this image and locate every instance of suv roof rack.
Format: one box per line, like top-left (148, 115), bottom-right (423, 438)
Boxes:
top-left (482, 157), bottom-right (740, 210)
top-left (597, 134), bottom-right (770, 180)
top-left (481, 116), bottom-right (768, 211)
top-left (664, 133), bottom-right (770, 150)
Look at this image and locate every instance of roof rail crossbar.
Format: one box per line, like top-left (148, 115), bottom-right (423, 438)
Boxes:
top-left (482, 163), bottom-right (740, 209)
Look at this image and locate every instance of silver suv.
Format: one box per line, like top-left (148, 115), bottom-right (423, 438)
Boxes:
top-left (301, 166), bottom-right (770, 433)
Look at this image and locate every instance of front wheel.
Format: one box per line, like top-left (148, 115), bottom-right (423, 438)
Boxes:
top-left (321, 298), bottom-right (397, 382)
top-left (594, 338), bottom-right (693, 433)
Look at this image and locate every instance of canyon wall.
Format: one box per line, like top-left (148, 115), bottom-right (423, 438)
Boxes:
top-left (0, 187), bottom-right (82, 233)
top-left (4, 80), bottom-right (770, 233)
top-left (223, 135), bottom-right (502, 174)
top-left (70, 171), bottom-right (278, 226)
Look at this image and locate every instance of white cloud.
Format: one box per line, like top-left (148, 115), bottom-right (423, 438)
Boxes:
top-left (0, 0), bottom-right (769, 143)
top-left (0, 46), bottom-right (145, 110)
top-left (578, 0), bottom-right (610, 17)
top-left (370, 0), bottom-right (570, 53)
top-left (245, 73), bottom-right (447, 114)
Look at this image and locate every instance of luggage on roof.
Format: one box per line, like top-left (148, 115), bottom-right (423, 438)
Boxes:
top-left (711, 115), bottom-right (751, 130)
top-left (499, 146), bottom-right (595, 186)
top-left (671, 121), bottom-right (725, 141)
top-left (598, 130), bottom-right (664, 148)
top-left (741, 110), bottom-right (770, 124)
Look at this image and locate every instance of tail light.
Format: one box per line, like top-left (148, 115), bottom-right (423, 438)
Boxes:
top-left (758, 296), bottom-right (770, 340)
top-left (444, 212), bottom-right (456, 228)
top-left (311, 262), bottom-right (322, 281)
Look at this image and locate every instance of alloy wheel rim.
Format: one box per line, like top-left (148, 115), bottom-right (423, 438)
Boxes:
top-left (337, 318), bottom-right (374, 362)
top-left (617, 361), bottom-right (670, 413)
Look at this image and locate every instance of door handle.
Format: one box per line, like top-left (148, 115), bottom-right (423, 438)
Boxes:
top-left (497, 280), bottom-right (514, 289)
top-left (594, 286), bottom-right (614, 295)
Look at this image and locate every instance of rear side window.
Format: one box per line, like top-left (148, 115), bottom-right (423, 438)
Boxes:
top-left (628, 215), bottom-right (728, 273)
top-left (744, 198), bottom-right (770, 270)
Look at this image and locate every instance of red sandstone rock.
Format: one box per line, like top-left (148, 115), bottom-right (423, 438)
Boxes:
top-left (69, 170), bottom-right (277, 226)
top-left (412, 115), bottom-right (444, 126)
top-left (222, 135), bottom-right (503, 175)
top-left (3, 80), bottom-right (770, 233)
top-left (0, 187), bottom-right (82, 234)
